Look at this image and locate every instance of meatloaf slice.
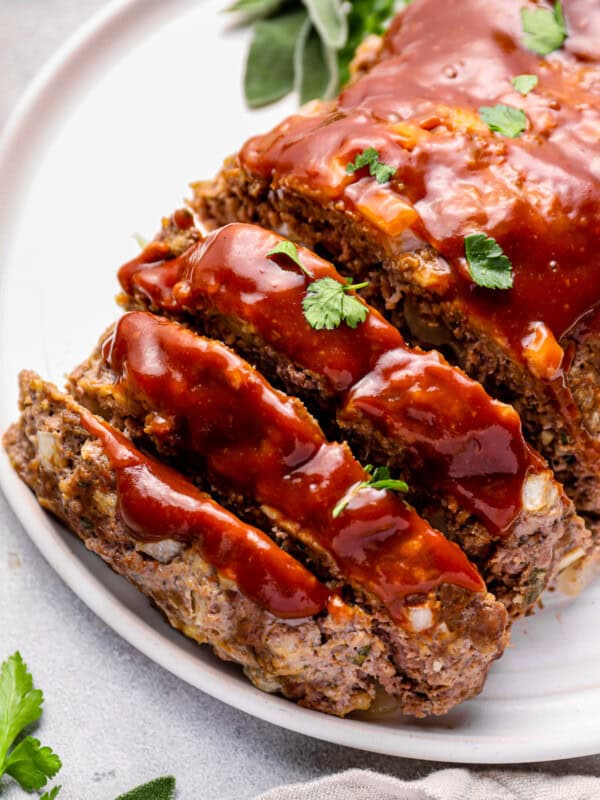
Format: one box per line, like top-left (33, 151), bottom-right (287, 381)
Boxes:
top-left (3, 372), bottom-right (509, 716)
top-left (192, 0), bottom-right (600, 535)
top-left (115, 217), bottom-right (591, 617)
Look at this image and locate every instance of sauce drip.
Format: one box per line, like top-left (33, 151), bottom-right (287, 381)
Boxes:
top-left (79, 408), bottom-right (333, 619)
top-left (119, 223), bottom-right (536, 535)
top-left (240, 0), bottom-right (600, 369)
top-left (102, 311), bottom-right (485, 619)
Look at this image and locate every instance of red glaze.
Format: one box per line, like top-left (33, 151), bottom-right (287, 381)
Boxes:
top-left (119, 222), bottom-right (537, 535)
top-left (101, 311), bottom-right (485, 620)
top-left (342, 348), bottom-right (538, 533)
top-left (79, 408), bottom-right (333, 619)
top-left (240, 0), bottom-right (600, 373)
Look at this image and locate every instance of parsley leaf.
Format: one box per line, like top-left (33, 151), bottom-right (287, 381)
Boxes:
top-left (40, 787), bottom-right (61, 800)
top-left (465, 233), bottom-right (514, 290)
top-left (521, 1), bottom-right (567, 56)
top-left (479, 104), bottom-right (527, 138)
top-left (3, 736), bottom-right (62, 792)
top-left (267, 241), bottom-right (314, 278)
top-left (346, 147), bottom-right (396, 184)
top-left (302, 277), bottom-right (369, 330)
top-left (333, 464), bottom-right (408, 518)
top-left (0, 652), bottom-right (62, 793)
top-left (114, 776), bottom-right (176, 800)
top-left (511, 73), bottom-right (538, 95)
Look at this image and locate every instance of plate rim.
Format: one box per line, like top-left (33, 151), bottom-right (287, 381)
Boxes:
top-left (1, 0), bottom-right (599, 765)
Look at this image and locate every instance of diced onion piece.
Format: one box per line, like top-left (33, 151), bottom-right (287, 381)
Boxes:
top-left (406, 604), bottom-right (434, 633)
top-left (138, 539), bottom-right (183, 564)
top-left (521, 471), bottom-right (560, 514)
top-left (36, 431), bottom-right (60, 470)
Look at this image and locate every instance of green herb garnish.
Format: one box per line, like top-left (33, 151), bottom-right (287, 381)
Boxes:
top-left (302, 277), bottom-right (369, 330)
top-left (333, 465), bottom-right (408, 518)
top-left (465, 233), bottom-right (514, 290)
top-left (267, 240), bottom-right (314, 278)
top-left (40, 788), bottom-right (62, 800)
top-left (511, 73), bottom-right (538, 95)
top-left (521, 1), bottom-right (567, 56)
top-left (479, 104), bottom-right (527, 138)
top-left (346, 147), bottom-right (396, 184)
top-left (0, 652), bottom-right (62, 794)
top-left (229, 0), bottom-right (413, 107)
top-left (115, 775), bottom-right (176, 800)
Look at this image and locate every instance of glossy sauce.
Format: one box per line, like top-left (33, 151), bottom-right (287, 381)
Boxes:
top-left (79, 407), bottom-right (334, 619)
top-left (101, 311), bottom-right (485, 620)
top-left (119, 223), bottom-right (536, 535)
top-left (240, 0), bottom-right (600, 373)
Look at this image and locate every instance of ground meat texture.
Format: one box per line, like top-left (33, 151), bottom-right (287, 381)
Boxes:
top-left (191, 0), bottom-right (600, 547)
top-left (3, 372), bottom-right (509, 717)
top-left (115, 218), bottom-right (591, 619)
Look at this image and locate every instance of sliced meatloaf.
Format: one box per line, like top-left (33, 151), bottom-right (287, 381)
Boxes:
top-left (115, 217), bottom-right (591, 617)
top-left (192, 0), bottom-right (600, 537)
top-left (2, 371), bottom-right (509, 716)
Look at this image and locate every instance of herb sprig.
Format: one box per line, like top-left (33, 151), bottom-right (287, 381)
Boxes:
top-left (511, 74), bottom-right (538, 96)
top-left (228, 0), bottom-right (412, 107)
top-left (479, 104), bottom-right (527, 138)
top-left (302, 277), bottom-right (369, 330)
top-left (0, 652), bottom-right (62, 794)
top-left (267, 240), bottom-right (315, 278)
top-left (333, 465), bottom-right (408, 518)
top-left (521, 1), bottom-right (567, 56)
top-left (465, 233), bottom-right (514, 290)
top-left (346, 147), bottom-right (396, 184)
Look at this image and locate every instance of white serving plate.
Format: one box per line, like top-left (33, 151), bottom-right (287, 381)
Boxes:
top-left (1, 0), bottom-right (599, 764)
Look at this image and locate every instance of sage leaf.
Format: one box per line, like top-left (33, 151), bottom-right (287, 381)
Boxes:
top-left (244, 9), bottom-right (308, 107)
top-left (303, 0), bottom-right (349, 49)
top-left (114, 775), bottom-right (176, 800)
top-left (295, 18), bottom-right (339, 104)
top-left (226, 0), bottom-right (284, 21)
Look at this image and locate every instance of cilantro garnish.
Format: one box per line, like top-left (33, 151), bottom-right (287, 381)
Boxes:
top-left (266, 240), bottom-right (314, 279)
top-left (479, 104), bottom-right (527, 138)
top-left (302, 277), bottom-right (369, 330)
top-left (511, 73), bottom-right (538, 95)
top-left (115, 775), bottom-right (176, 800)
top-left (346, 147), bottom-right (396, 184)
top-left (333, 465), bottom-right (408, 518)
top-left (521, 1), bottom-right (567, 56)
top-left (465, 233), bottom-right (514, 290)
top-left (0, 652), bottom-right (62, 794)
top-left (40, 788), bottom-right (62, 800)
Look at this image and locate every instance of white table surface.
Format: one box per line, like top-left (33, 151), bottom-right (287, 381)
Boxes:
top-left (1, 2), bottom-right (600, 798)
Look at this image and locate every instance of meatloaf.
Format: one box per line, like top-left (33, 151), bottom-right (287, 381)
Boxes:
top-left (115, 216), bottom-right (591, 617)
top-left (3, 372), bottom-right (509, 717)
top-left (193, 0), bottom-right (600, 539)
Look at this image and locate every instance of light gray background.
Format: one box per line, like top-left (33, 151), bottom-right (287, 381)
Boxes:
top-left (1, 2), bottom-right (599, 798)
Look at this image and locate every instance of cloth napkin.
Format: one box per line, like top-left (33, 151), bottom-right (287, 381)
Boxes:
top-left (255, 768), bottom-right (600, 799)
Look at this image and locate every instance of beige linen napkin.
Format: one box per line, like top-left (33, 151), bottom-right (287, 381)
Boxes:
top-left (255, 768), bottom-right (600, 799)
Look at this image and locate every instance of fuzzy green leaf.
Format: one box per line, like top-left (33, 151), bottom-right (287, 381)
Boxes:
top-left (521, 1), bottom-right (567, 56)
top-left (295, 18), bottom-right (339, 104)
top-left (225, 0), bottom-right (284, 20)
top-left (114, 776), bottom-right (176, 800)
top-left (465, 233), bottom-right (514, 290)
top-left (511, 73), bottom-right (538, 95)
top-left (303, 0), bottom-right (349, 49)
top-left (244, 9), bottom-right (308, 107)
top-left (479, 103), bottom-right (527, 138)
